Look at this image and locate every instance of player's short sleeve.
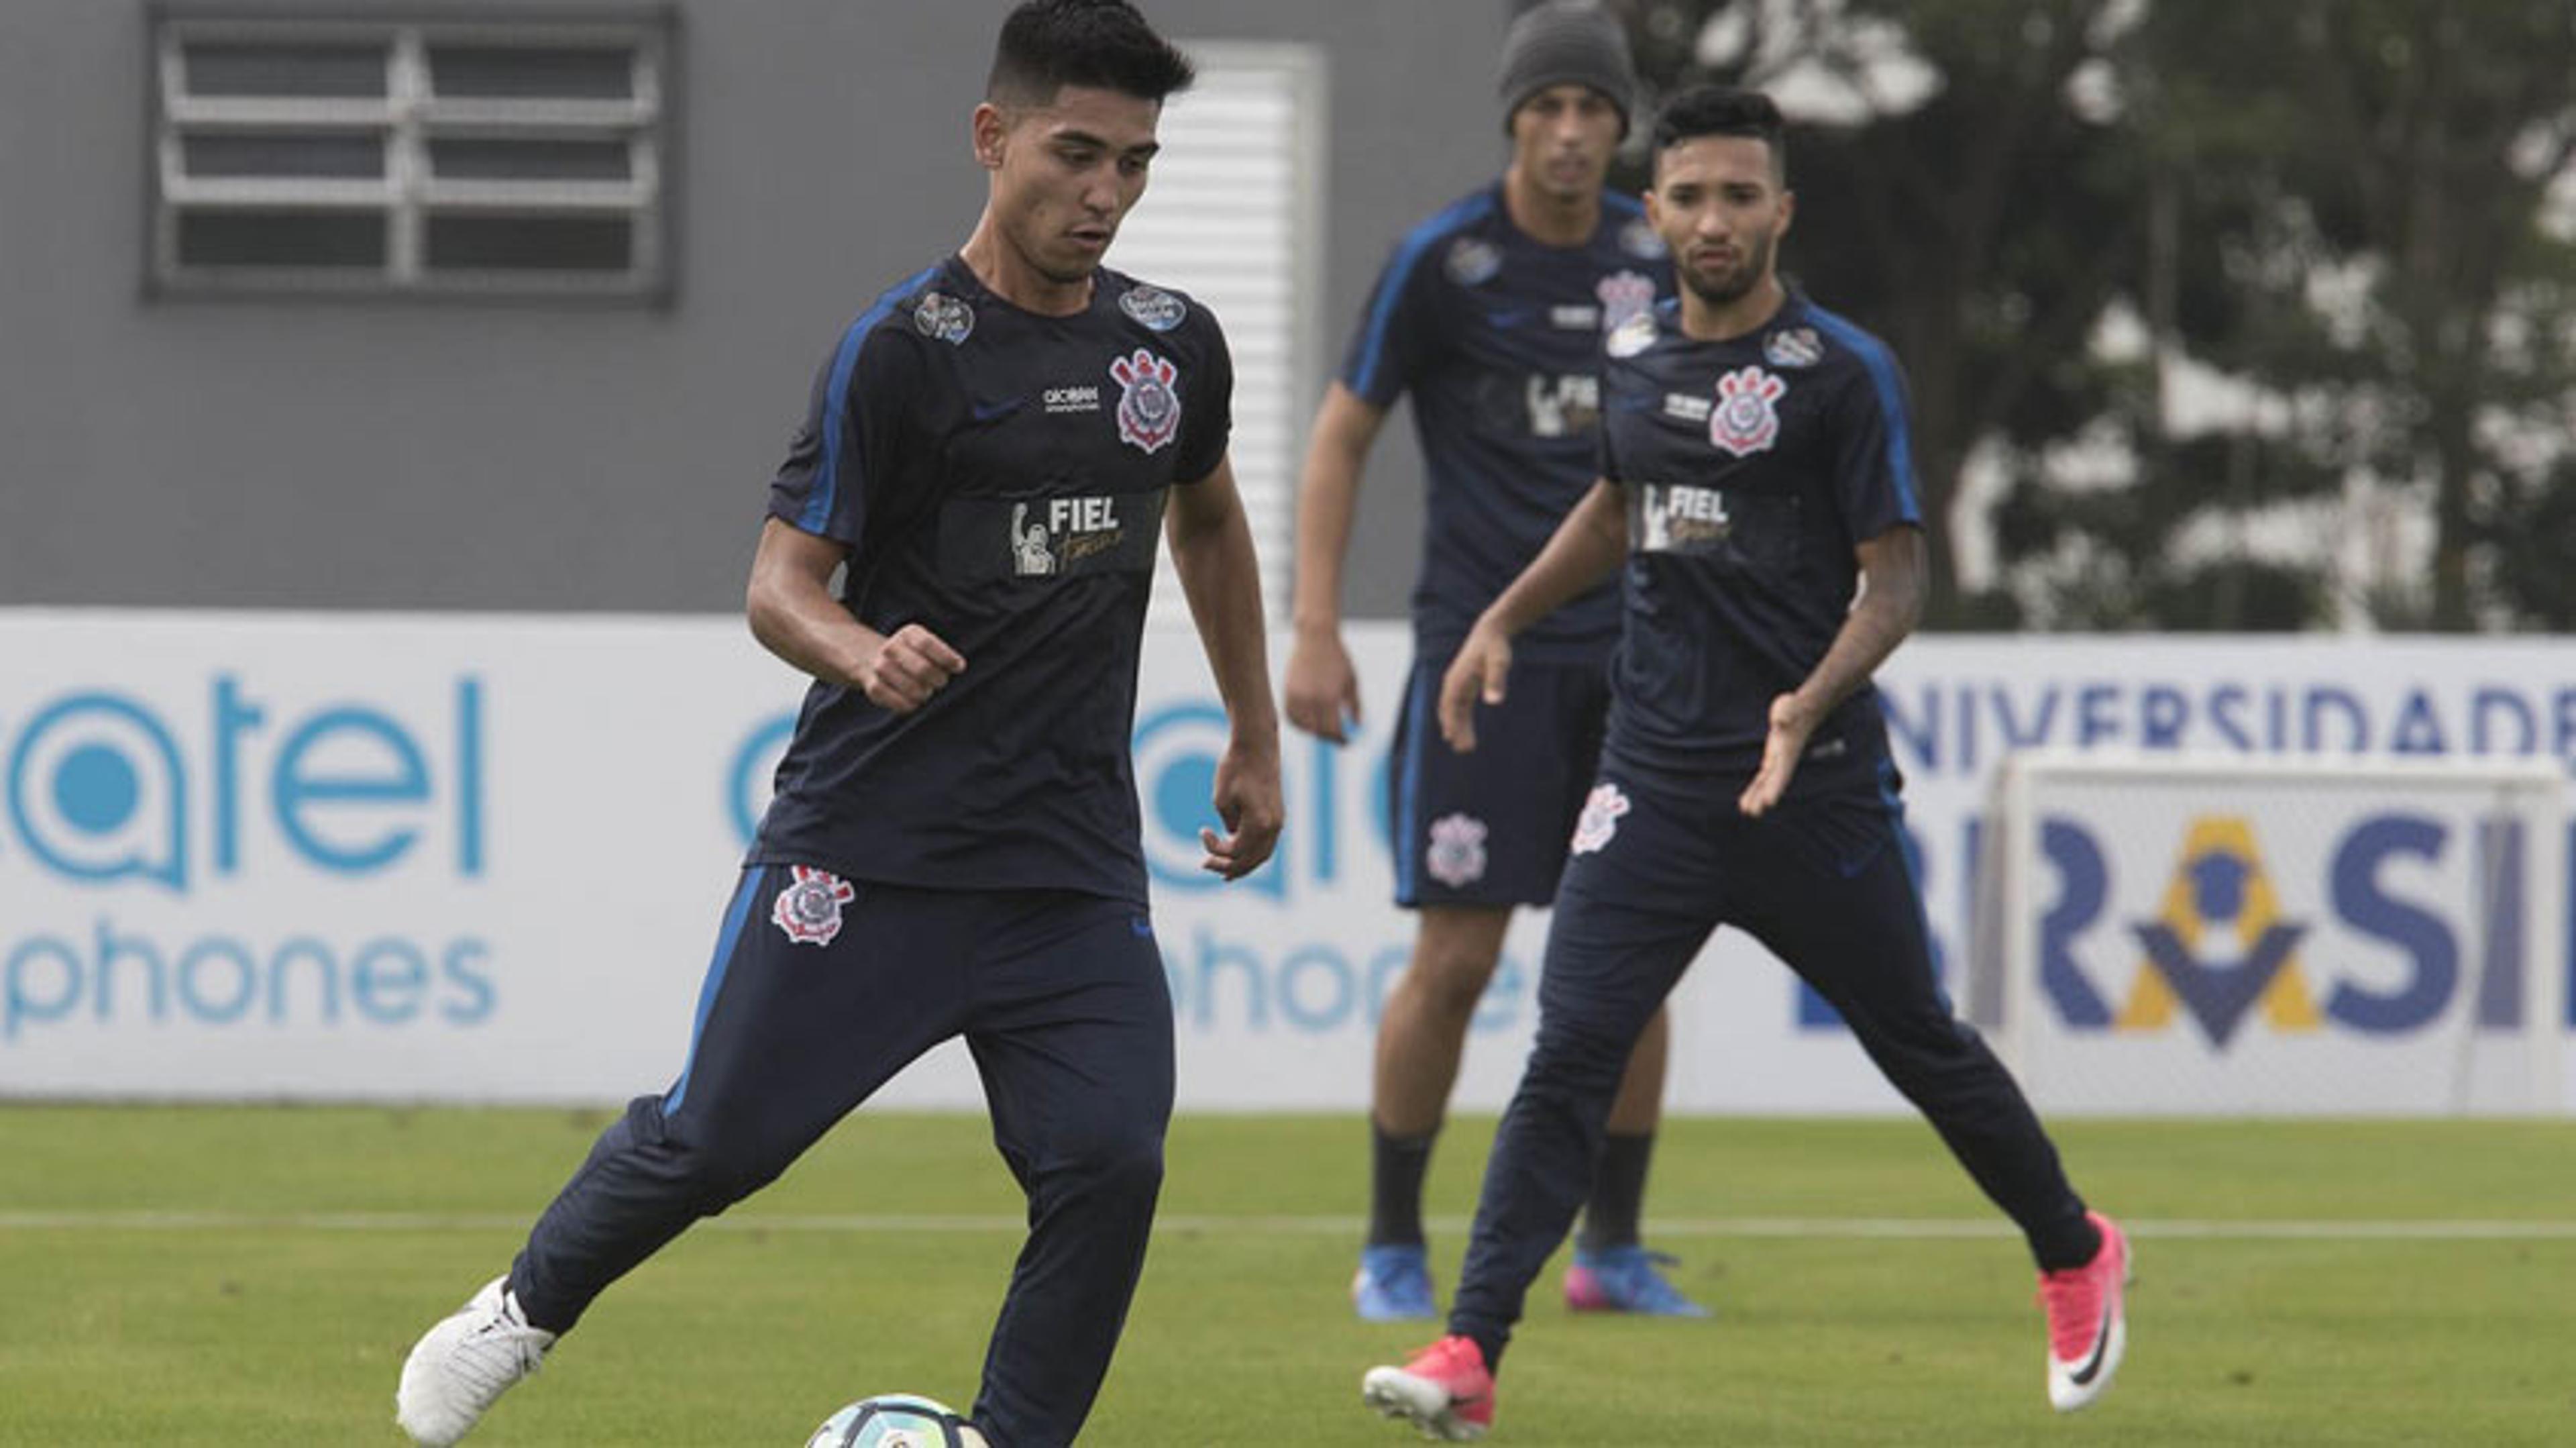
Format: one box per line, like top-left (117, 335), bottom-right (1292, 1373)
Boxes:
top-left (1335, 235), bottom-right (1449, 409)
top-left (1827, 340), bottom-right (1926, 542)
top-left (766, 321), bottom-right (920, 548)
top-left (1595, 384), bottom-right (1628, 486)
top-left (1172, 307), bottom-right (1235, 486)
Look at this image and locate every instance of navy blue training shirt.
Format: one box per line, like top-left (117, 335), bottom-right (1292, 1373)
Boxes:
top-left (1339, 183), bottom-right (1674, 663)
top-left (755, 256), bottom-right (1232, 902)
top-left (1595, 288), bottom-right (1923, 782)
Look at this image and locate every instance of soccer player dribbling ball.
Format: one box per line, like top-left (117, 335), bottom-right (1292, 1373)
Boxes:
top-left (393, 5), bottom-right (1281, 1445)
top-left (1359, 85), bottom-right (2130, 1441)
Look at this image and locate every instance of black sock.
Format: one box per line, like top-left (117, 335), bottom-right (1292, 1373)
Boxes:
top-left (1368, 1123), bottom-right (1437, 1248)
top-left (1575, 1131), bottom-right (1655, 1253)
top-left (2032, 1207), bottom-right (2103, 1274)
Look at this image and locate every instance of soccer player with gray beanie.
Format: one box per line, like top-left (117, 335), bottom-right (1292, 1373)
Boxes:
top-left (1287, 0), bottom-right (1707, 1329)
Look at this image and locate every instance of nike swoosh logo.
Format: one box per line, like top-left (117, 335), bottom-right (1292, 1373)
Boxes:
top-left (1483, 307), bottom-right (1534, 329)
top-left (2067, 1306), bottom-right (2114, 1386)
top-left (1130, 916), bottom-right (1155, 937)
top-left (971, 397), bottom-right (1022, 423)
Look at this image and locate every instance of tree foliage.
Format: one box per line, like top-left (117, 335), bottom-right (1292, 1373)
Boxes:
top-left (1609, 0), bottom-right (2576, 630)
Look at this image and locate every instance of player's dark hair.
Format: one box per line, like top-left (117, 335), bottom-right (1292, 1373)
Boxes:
top-left (987, 0), bottom-right (1195, 109)
top-left (1651, 85), bottom-right (1787, 180)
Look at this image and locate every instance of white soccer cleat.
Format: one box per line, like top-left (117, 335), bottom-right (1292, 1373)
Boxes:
top-left (2039, 1211), bottom-right (2131, 1412)
top-left (396, 1276), bottom-right (556, 1446)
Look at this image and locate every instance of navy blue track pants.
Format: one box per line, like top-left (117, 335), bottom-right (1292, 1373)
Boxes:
top-left (1448, 761), bottom-right (2093, 1356)
top-left (508, 866), bottom-right (1173, 1448)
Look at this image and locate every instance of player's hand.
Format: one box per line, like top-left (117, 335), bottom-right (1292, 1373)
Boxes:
top-left (856, 623), bottom-right (966, 714)
top-left (1739, 691), bottom-right (1818, 817)
top-left (1283, 629), bottom-right (1364, 743)
top-left (1200, 734), bottom-right (1283, 881)
top-left (1437, 620), bottom-right (1513, 753)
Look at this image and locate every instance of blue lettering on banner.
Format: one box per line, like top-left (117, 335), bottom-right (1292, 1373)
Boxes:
top-left (3, 675), bottom-right (484, 890)
top-left (3, 923), bottom-right (496, 1041)
top-left (1, 675), bottom-right (498, 1043)
top-left (1161, 925), bottom-right (1526, 1036)
top-left (2010, 809), bottom-right (2557, 1048)
top-left (1878, 676), bottom-right (2576, 780)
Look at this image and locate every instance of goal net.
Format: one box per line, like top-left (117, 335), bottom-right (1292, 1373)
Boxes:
top-left (1967, 750), bottom-right (2567, 1116)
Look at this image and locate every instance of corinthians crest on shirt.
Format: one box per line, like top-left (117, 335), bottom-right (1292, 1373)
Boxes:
top-left (773, 865), bottom-right (856, 946)
top-left (1595, 270), bottom-right (1657, 334)
top-left (1709, 364), bottom-right (1787, 457)
top-left (1110, 348), bottom-right (1181, 454)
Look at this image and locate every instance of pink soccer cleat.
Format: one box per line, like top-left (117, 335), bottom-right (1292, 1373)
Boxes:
top-left (2038, 1211), bottom-right (2132, 1412)
top-left (1361, 1333), bottom-right (1495, 1441)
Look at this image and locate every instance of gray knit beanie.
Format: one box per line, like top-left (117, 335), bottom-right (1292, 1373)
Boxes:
top-left (1497, 1), bottom-right (1636, 138)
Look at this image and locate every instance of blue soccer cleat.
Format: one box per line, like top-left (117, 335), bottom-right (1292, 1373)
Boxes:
top-left (1562, 1245), bottom-right (1713, 1317)
top-left (1352, 1243), bottom-right (1439, 1321)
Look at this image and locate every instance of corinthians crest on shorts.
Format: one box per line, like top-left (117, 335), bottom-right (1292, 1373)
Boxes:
top-left (1424, 813), bottom-right (1490, 888)
top-left (1709, 365), bottom-right (1788, 457)
top-left (1110, 348), bottom-right (1181, 454)
top-left (773, 865), bottom-right (856, 946)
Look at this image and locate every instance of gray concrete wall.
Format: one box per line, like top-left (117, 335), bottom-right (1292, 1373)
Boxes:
top-left (0, 1), bottom-right (1517, 615)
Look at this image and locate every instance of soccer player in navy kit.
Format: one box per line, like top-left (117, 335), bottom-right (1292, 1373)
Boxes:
top-left (393, 6), bottom-right (1281, 1447)
top-left (1286, 0), bottom-right (1705, 1324)
top-left (1361, 87), bottom-right (2131, 1440)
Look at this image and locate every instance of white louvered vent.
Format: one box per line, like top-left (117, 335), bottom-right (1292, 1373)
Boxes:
top-left (1104, 43), bottom-right (1325, 627)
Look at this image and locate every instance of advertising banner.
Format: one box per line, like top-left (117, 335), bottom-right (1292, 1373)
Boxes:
top-left (3, 613), bottom-right (2571, 1113)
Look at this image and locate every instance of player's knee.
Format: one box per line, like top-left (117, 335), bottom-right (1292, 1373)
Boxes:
top-left (1522, 1021), bottom-right (1633, 1096)
top-left (1403, 947), bottom-right (1502, 1019)
top-left (678, 1137), bottom-right (794, 1209)
top-left (1055, 1119), bottom-right (1167, 1204)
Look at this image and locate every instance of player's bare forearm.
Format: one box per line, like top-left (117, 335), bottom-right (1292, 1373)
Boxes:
top-left (1481, 479), bottom-right (1628, 637)
top-left (1283, 387), bottom-right (1387, 741)
top-left (1739, 525), bottom-right (1924, 816)
top-left (746, 517), bottom-right (873, 686)
top-left (1287, 384), bottom-right (1387, 638)
top-left (1438, 481), bottom-right (1626, 752)
top-left (1169, 457), bottom-right (1282, 752)
top-left (1169, 456), bottom-right (1285, 878)
top-left (1792, 524), bottom-right (1926, 720)
top-left (747, 517), bottom-right (964, 713)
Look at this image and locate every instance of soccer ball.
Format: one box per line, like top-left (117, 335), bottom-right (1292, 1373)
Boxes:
top-left (804, 1392), bottom-right (988, 1448)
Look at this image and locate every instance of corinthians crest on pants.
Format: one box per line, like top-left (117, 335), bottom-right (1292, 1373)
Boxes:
top-left (1570, 782), bottom-right (1631, 856)
top-left (1110, 348), bottom-right (1181, 454)
top-left (1709, 365), bottom-right (1787, 457)
top-left (773, 865), bottom-right (855, 946)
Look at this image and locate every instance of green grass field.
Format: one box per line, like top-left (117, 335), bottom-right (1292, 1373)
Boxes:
top-left (3, 1107), bottom-right (2573, 1446)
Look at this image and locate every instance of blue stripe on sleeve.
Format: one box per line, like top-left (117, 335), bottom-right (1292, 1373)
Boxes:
top-left (802, 262), bottom-right (944, 535)
top-left (1346, 191), bottom-right (1496, 401)
top-left (1807, 305), bottom-right (1924, 524)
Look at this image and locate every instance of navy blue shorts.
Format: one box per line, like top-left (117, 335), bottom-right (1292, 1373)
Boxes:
top-left (1387, 653), bottom-right (1610, 909)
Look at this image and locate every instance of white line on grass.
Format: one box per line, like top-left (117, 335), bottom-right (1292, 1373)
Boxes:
top-left (3, 1210), bottom-right (2574, 1241)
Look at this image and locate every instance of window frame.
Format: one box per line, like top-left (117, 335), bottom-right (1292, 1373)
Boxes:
top-left (145, 5), bottom-right (679, 302)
